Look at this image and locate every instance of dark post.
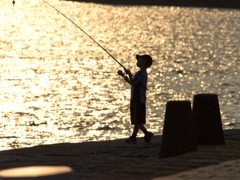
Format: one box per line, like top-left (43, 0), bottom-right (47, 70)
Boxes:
top-left (159, 101), bottom-right (197, 158)
top-left (193, 94), bottom-right (225, 145)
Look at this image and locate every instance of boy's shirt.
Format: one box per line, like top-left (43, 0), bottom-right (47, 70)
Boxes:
top-left (131, 69), bottom-right (147, 104)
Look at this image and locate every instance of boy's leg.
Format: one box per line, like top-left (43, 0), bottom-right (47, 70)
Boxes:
top-left (138, 124), bottom-right (148, 135)
top-left (138, 124), bottom-right (154, 142)
top-left (125, 125), bottom-right (138, 144)
top-left (132, 125), bottom-right (139, 138)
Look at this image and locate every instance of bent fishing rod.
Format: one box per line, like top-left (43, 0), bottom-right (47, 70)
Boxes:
top-left (43, 1), bottom-right (148, 90)
top-left (43, 0), bottom-right (127, 71)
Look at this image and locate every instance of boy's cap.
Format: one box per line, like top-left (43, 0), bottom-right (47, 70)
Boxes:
top-left (136, 54), bottom-right (153, 67)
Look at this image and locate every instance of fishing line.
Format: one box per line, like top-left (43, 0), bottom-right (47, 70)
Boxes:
top-left (43, 0), bottom-right (127, 71)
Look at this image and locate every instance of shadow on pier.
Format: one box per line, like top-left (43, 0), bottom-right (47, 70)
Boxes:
top-left (0, 129), bottom-right (240, 179)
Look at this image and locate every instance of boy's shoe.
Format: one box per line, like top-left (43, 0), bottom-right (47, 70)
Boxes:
top-left (144, 132), bottom-right (154, 142)
top-left (125, 136), bottom-right (137, 144)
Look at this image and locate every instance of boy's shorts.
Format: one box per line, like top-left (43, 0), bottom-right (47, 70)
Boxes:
top-left (130, 100), bottom-right (146, 125)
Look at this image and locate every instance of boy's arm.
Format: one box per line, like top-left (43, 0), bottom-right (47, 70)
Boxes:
top-left (124, 76), bottom-right (132, 85)
top-left (125, 69), bottom-right (135, 85)
top-left (117, 70), bottom-right (135, 85)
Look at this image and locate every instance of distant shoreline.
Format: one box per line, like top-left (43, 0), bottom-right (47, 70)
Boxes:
top-left (69, 0), bottom-right (240, 9)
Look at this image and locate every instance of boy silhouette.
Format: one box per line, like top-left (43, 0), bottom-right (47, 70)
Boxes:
top-left (118, 54), bottom-right (154, 144)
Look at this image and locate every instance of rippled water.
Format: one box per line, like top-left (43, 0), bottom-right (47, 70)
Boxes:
top-left (0, 0), bottom-right (240, 150)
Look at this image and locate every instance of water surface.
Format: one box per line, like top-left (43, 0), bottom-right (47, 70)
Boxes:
top-left (0, 0), bottom-right (240, 150)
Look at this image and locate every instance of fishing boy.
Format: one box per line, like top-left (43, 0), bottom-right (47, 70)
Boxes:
top-left (118, 54), bottom-right (154, 144)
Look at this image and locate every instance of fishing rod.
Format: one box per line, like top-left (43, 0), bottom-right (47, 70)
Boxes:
top-left (43, 0), bottom-right (127, 71)
top-left (43, 1), bottom-right (148, 90)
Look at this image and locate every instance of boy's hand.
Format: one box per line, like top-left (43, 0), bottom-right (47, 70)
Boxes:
top-left (117, 70), bottom-right (124, 77)
top-left (124, 69), bottom-right (132, 76)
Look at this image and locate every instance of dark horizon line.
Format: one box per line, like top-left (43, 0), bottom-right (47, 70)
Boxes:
top-left (67, 0), bottom-right (240, 9)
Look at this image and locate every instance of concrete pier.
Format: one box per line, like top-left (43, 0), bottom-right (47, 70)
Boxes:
top-left (0, 129), bottom-right (240, 179)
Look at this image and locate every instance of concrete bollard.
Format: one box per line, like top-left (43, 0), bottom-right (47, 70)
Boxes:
top-left (159, 101), bottom-right (197, 158)
top-left (0, 166), bottom-right (73, 180)
top-left (193, 94), bottom-right (225, 145)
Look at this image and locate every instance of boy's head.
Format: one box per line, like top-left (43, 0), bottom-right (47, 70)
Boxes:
top-left (136, 54), bottom-right (153, 68)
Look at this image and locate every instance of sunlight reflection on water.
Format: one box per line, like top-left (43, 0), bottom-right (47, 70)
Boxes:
top-left (0, 0), bottom-right (240, 150)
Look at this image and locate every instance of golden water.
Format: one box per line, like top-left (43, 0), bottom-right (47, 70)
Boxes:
top-left (0, 0), bottom-right (240, 150)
